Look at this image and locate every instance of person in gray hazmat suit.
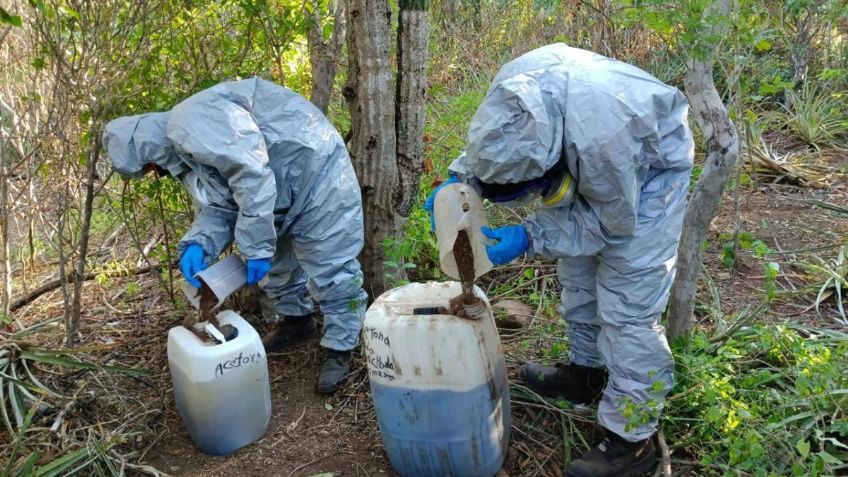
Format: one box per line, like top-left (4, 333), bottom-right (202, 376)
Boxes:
top-left (426, 44), bottom-right (693, 476)
top-left (102, 78), bottom-right (368, 394)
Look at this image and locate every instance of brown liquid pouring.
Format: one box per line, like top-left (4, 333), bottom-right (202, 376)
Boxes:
top-left (448, 223), bottom-right (485, 320)
top-left (182, 285), bottom-right (233, 342)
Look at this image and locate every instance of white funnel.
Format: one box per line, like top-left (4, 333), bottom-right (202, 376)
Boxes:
top-left (434, 183), bottom-right (493, 280)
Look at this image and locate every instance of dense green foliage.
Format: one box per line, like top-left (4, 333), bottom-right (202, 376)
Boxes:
top-left (671, 325), bottom-right (847, 476)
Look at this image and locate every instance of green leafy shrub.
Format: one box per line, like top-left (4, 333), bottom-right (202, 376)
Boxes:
top-left (668, 325), bottom-right (848, 476)
top-left (719, 232), bottom-right (772, 269)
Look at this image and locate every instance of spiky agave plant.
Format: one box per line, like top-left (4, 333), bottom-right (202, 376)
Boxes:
top-left (790, 200), bottom-right (848, 325)
top-left (781, 83), bottom-right (848, 150)
top-left (0, 331), bottom-right (147, 477)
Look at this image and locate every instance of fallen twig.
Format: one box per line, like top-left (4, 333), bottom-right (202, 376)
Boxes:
top-left (10, 262), bottom-right (167, 312)
top-left (655, 428), bottom-right (672, 477)
top-left (284, 453), bottom-right (334, 477)
top-left (108, 449), bottom-right (170, 477)
top-left (50, 394), bottom-right (82, 436)
top-left (285, 406), bottom-right (307, 439)
top-left (491, 273), bottom-right (557, 300)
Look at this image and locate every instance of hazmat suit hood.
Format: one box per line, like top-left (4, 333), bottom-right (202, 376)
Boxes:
top-left (102, 112), bottom-right (185, 179)
top-left (465, 75), bottom-right (563, 185)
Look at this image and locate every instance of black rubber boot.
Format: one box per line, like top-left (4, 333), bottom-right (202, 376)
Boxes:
top-left (566, 430), bottom-right (656, 477)
top-left (261, 314), bottom-right (318, 352)
top-left (316, 348), bottom-right (352, 394)
top-left (519, 362), bottom-right (607, 404)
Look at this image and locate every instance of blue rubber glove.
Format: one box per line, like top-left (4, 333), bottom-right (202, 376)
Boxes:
top-left (482, 225), bottom-right (530, 265)
top-left (180, 244), bottom-right (206, 288)
top-left (246, 258), bottom-right (272, 286)
top-left (424, 175), bottom-right (460, 231)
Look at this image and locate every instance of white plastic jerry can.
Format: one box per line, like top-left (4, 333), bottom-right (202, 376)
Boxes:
top-left (363, 281), bottom-right (511, 477)
top-left (434, 182), bottom-right (493, 280)
top-left (167, 310), bottom-right (271, 455)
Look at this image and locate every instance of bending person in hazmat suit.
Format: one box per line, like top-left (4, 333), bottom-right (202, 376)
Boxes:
top-left (103, 78), bottom-right (368, 394)
top-left (426, 44), bottom-right (694, 477)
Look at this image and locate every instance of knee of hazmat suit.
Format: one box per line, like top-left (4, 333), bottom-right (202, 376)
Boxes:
top-left (448, 42), bottom-right (695, 258)
top-left (101, 78), bottom-right (367, 346)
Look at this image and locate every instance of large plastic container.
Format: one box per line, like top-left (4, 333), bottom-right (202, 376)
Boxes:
top-left (363, 281), bottom-right (511, 477)
top-left (167, 310), bottom-right (271, 455)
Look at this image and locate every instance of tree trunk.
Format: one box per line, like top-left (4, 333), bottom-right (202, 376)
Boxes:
top-left (395, 0), bottom-right (429, 221)
top-left (344, 0), bottom-right (397, 299)
top-left (667, 0), bottom-right (739, 340)
top-left (785, 4), bottom-right (819, 86)
top-left (438, 0), bottom-right (459, 24)
top-left (57, 206), bottom-right (71, 346)
top-left (68, 121), bottom-right (103, 347)
top-left (307, 0), bottom-right (347, 114)
top-left (0, 116), bottom-right (11, 325)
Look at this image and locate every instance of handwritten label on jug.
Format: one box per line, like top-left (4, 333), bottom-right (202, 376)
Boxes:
top-left (214, 351), bottom-right (263, 378)
top-left (365, 327), bottom-right (390, 346)
top-left (370, 369), bottom-right (396, 381)
top-left (363, 326), bottom-right (396, 382)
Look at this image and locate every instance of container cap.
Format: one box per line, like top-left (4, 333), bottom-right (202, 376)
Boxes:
top-left (434, 183), bottom-right (493, 280)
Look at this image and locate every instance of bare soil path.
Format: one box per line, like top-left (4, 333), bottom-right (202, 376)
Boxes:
top-left (143, 335), bottom-right (396, 477)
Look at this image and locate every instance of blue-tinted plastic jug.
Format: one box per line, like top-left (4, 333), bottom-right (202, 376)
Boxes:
top-left (167, 311), bottom-right (271, 455)
top-left (363, 281), bottom-right (511, 477)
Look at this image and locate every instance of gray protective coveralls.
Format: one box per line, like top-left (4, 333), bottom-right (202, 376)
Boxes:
top-left (450, 44), bottom-right (694, 441)
top-left (103, 78), bottom-right (368, 352)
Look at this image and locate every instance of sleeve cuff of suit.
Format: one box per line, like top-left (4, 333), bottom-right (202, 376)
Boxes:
top-left (522, 221), bottom-right (542, 258)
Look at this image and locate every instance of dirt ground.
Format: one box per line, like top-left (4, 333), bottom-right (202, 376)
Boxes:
top-left (143, 335), bottom-right (395, 477)
top-left (703, 183), bottom-right (848, 327)
top-left (5, 157), bottom-right (847, 477)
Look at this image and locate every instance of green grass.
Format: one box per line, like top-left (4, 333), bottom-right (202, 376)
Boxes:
top-left (424, 84), bottom-right (487, 173)
top-left (0, 338), bottom-right (148, 477)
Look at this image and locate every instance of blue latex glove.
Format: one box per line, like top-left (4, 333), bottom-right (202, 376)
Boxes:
top-left (246, 258), bottom-right (272, 286)
top-left (424, 175), bottom-right (460, 231)
top-left (482, 225), bottom-right (530, 265)
top-left (180, 244), bottom-right (206, 288)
